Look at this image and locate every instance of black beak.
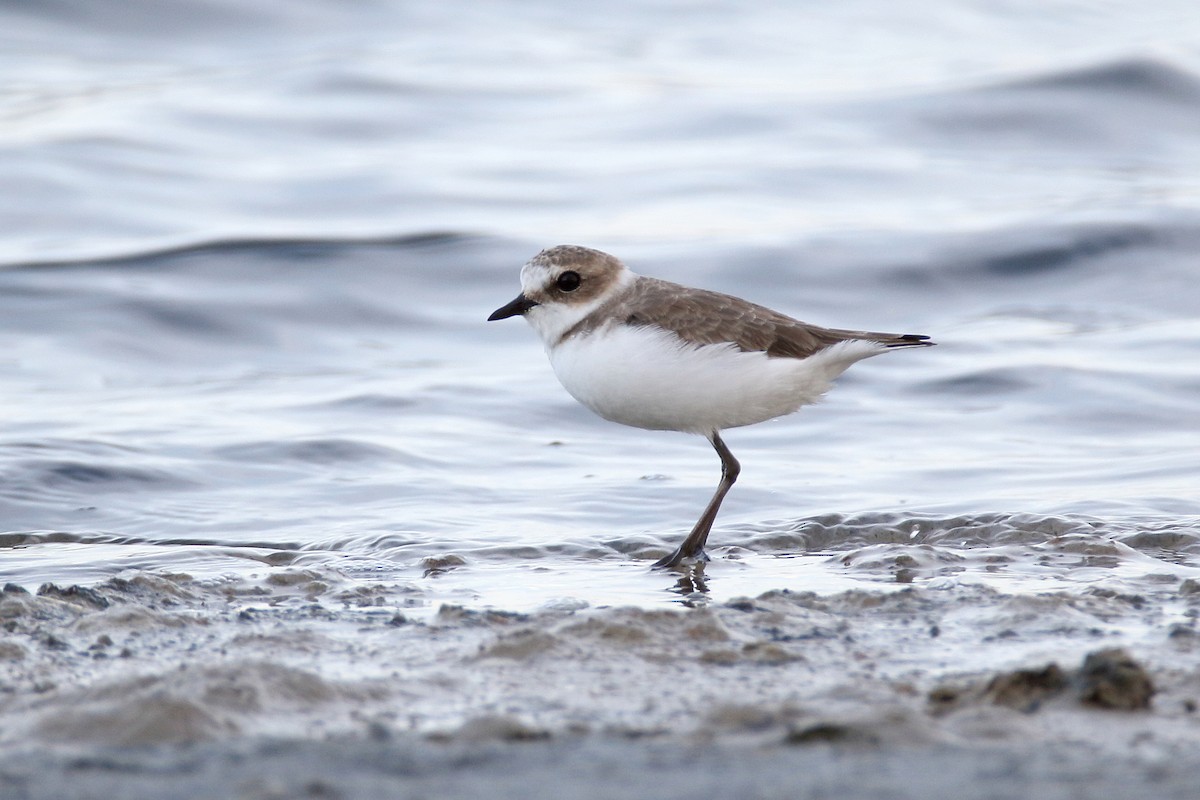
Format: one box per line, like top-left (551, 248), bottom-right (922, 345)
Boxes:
top-left (488, 293), bottom-right (538, 321)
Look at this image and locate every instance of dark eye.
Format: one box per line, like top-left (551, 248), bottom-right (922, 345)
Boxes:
top-left (556, 271), bottom-right (581, 292)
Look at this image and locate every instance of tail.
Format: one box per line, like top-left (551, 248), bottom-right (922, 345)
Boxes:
top-left (827, 328), bottom-right (935, 349)
top-left (880, 333), bottom-right (935, 349)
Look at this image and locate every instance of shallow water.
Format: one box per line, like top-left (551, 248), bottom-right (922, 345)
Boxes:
top-left (2, 0), bottom-right (1200, 772)
top-left (2, 229), bottom-right (1198, 612)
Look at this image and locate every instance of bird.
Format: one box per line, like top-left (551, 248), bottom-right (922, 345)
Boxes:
top-left (488, 245), bottom-right (934, 568)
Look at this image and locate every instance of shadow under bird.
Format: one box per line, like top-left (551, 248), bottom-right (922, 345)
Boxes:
top-left (488, 245), bottom-right (934, 569)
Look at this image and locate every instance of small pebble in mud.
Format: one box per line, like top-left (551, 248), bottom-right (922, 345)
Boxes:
top-left (421, 555), bottom-right (467, 576)
top-left (785, 722), bottom-right (880, 746)
top-left (699, 649), bottom-right (740, 665)
top-left (1087, 587), bottom-right (1147, 609)
top-left (725, 598), bottom-right (756, 613)
top-left (929, 648), bottom-right (1155, 715)
top-left (1168, 623), bottom-right (1196, 639)
top-left (1077, 648), bottom-right (1154, 710)
top-left (741, 641), bottom-right (799, 665)
top-left (36, 583), bottom-right (109, 609)
top-left (927, 685), bottom-right (962, 713)
top-left (41, 634), bottom-right (70, 651)
top-left (985, 664), bottom-right (1067, 712)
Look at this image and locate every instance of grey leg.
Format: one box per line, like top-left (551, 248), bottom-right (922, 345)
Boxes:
top-left (653, 431), bottom-right (740, 569)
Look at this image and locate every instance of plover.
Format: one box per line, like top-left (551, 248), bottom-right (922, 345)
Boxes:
top-left (489, 245), bottom-right (934, 568)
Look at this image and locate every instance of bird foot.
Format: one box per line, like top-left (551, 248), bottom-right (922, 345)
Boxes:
top-left (652, 547), bottom-right (710, 570)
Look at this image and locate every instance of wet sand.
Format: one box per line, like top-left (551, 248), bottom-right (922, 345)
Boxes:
top-left (3, 570), bottom-right (1199, 797)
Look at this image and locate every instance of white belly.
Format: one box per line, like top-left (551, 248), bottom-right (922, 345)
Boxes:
top-left (547, 324), bottom-right (886, 434)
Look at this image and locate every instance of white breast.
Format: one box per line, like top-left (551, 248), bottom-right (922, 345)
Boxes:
top-left (547, 323), bottom-right (886, 434)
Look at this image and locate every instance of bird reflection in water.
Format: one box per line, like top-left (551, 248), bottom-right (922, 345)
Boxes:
top-left (665, 562), bottom-right (709, 606)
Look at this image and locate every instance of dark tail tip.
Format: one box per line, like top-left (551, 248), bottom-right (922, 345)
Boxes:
top-left (887, 334), bottom-right (935, 348)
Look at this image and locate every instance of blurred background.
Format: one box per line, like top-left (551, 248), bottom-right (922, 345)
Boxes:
top-left (6, 0), bottom-right (1200, 261)
top-left (2, 0), bottom-right (1199, 606)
